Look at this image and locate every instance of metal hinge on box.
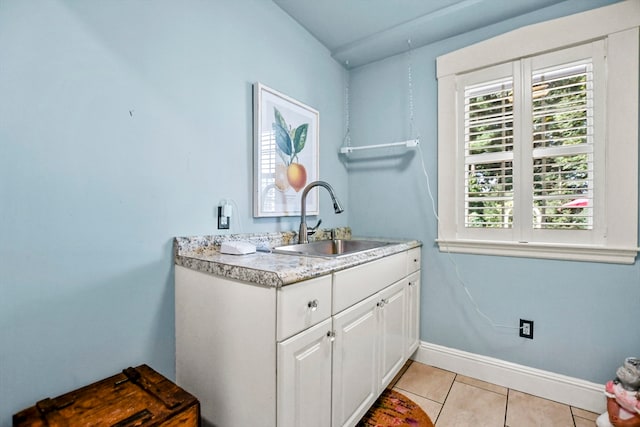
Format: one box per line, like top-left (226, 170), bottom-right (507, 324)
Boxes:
top-left (122, 366), bottom-right (181, 409)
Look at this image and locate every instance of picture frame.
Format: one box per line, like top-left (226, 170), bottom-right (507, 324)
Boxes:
top-left (253, 83), bottom-right (319, 217)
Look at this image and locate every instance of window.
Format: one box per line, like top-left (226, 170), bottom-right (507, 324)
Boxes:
top-left (529, 61), bottom-right (594, 231)
top-left (458, 43), bottom-right (604, 245)
top-left (437, 1), bottom-right (639, 263)
top-left (464, 72), bottom-right (515, 230)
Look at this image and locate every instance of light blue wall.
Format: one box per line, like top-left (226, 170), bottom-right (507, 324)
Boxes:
top-left (0, 0), bottom-right (346, 424)
top-left (347, 0), bottom-right (639, 385)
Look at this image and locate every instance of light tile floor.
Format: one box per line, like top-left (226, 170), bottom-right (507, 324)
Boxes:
top-left (388, 361), bottom-right (600, 427)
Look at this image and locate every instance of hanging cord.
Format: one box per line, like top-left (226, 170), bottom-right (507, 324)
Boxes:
top-left (226, 198), bottom-right (243, 234)
top-left (407, 39), bottom-right (519, 332)
top-left (415, 143), bottom-right (519, 331)
top-left (343, 60), bottom-right (351, 148)
top-left (407, 40), bottom-right (416, 140)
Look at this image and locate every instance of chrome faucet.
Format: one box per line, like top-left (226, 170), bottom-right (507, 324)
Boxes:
top-left (298, 181), bottom-right (344, 244)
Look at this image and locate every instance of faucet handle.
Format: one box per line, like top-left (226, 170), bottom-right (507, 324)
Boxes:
top-left (307, 219), bottom-right (322, 236)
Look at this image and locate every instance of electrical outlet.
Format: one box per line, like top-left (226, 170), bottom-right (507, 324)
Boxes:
top-left (217, 206), bottom-right (230, 229)
top-left (519, 319), bottom-right (534, 339)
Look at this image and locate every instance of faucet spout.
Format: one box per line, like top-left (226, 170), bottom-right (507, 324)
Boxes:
top-left (298, 181), bottom-right (344, 244)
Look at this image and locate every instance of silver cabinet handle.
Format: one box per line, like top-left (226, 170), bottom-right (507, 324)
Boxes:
top-left (377, 298), bottom-right (388, 308)
top-left (307, 299), bottom-right (319, 311)
top-left (326, 331), bottom-right (336, 342)
top-left (408, 281), bottom-right (415, 287)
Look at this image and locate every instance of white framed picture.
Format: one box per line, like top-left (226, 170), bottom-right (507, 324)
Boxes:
top-left (253, 83), bottom-right (319, 217)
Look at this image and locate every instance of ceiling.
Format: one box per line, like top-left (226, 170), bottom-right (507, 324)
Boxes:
top-left (272, 0), bottom-right (567, 68)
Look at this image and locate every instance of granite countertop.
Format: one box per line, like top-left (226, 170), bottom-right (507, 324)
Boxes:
top-left (174, 228), bottom-right (421, 287)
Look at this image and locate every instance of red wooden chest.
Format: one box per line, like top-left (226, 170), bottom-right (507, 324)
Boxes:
top-left (13, 364), bottom-right (200, 427)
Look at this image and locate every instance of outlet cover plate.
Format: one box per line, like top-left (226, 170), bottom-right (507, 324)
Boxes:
top-left (519, 319), bottom-right (534, 339)
top-left (217, 206), bottom-right (230, 229)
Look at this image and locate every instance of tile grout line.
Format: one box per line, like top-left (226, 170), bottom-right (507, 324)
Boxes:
top-left (504, 388), bottom-right (511, 427)
top-left (432, 373), bottom-right (458, 424)
top-left (454, 377), bottom-right (509, 398)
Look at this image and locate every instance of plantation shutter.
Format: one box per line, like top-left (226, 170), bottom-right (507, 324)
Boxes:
top-left (260, 129), bottom-right (277, 212)
top-left (531, 62), bottom-right (594, 230)
top-left (463, 59), bottom-right (596, 232)
top-left (464, 78), bottom-right (514, 228)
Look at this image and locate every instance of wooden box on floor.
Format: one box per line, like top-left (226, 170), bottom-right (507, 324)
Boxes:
top-left (13, 364), bottom-right (200, 427)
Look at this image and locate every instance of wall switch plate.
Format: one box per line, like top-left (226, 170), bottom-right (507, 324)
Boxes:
top-left (217, 206), bottom-right (230, 229)
top-left (519, 319), bottom-right (534, 339)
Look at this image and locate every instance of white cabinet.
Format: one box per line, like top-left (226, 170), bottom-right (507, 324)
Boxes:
top-left (406, 271), bottom-right (420, 355)
top-left (405, 247), bottom-right (421, 356)
top-left (332, 279), bottom-right (407, 427)
top-left (175, 246), bottom-right (421, 427)
top-left (175, 266), bottom-right (278, 427)
top-left (332, 292), bottom-right (379, 427)
top-left (278, 318), bottom-right (333, 427)
top-left (378, 279), bottom-right (407, 390)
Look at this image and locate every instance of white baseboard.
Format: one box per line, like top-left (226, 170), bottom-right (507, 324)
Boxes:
top-left (412, 341), bottom-right (606, 414)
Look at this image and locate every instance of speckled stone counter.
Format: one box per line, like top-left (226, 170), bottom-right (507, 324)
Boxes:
top-left (174, 228), bottom-right (421, 287)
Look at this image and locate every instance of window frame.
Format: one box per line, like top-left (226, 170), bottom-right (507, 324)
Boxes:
top-left (436, 1), bottom-right (639, 264)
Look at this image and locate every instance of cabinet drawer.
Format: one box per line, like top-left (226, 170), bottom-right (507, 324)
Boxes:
top-left (277, 275), bottom-right (332, 341)
top-left (407, 247), bottom-right (421, 274)
top-left (333, 252), bottom-right (406, 314)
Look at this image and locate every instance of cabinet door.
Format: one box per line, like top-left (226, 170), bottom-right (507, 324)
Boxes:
top-left (332, 293), bottom-right (379, 427)
top-left (378, 279), bottom-right (406, 391)
top-left (406, 271), bottom-right (420, 356)
top-left (278, 318), bottom-right (333, 427)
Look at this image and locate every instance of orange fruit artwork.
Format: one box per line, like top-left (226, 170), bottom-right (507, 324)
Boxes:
top-left (273, 107), bottom-right (310, 193)
top-left (275, 163), bottom-right (290, 192)
top-left (287, 163), bottom-right (307, 192)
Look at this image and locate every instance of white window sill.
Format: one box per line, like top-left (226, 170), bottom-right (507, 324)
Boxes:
top-left (436, 239), bottom-right (639, 264)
